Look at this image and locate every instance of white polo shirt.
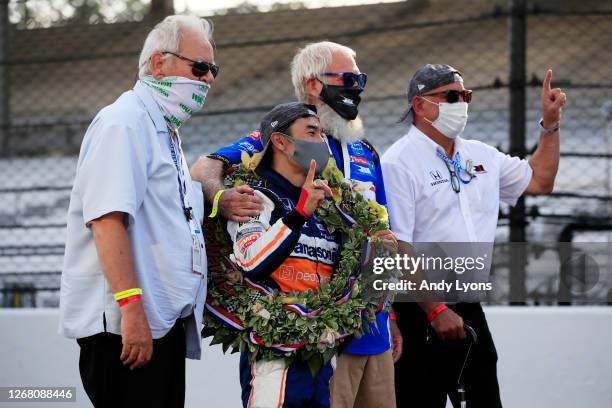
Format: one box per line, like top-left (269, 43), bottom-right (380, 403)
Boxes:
top-left (59, 81), bottom-right (207, 359)
top-left (381, 125), bottom-right (532, 243)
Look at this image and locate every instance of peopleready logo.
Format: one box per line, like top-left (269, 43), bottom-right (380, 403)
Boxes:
top-left (372, 253), bottom-right (488, 275)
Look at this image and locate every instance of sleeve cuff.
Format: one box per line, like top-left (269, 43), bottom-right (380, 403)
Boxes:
top-left (282, 209), bottom-right (307, 233)
top-left (393, 232), bottom-right (414, 244)
top-left (83, 206), bottom-right (135, 229)
top-left (206, 154), bottom-right (231, 169)
top-left (502, 161), bottom-right (533, 206)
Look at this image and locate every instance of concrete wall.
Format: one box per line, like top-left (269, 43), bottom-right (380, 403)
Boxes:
top-left (1, 307), bottom-right (611, 408)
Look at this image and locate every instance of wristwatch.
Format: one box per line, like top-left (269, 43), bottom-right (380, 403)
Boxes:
top-left (539, 118), bottom-right (560, 134)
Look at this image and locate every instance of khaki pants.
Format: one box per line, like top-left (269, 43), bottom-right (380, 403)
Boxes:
top-left (330, 349), bottom-right (396, 408)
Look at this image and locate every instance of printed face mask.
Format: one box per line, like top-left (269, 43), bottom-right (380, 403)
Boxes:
top-left (422, 98), bottom-right (469, 139)
top-left (319, 83), bottom-right (363, 121)
top-left (282, 135), bottom-right (330, 175)
top-left (141, 75), bottom-right (210, 129)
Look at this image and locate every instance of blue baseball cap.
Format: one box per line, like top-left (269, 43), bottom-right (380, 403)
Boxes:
top-left (399, 64), bottom-right (463, 123)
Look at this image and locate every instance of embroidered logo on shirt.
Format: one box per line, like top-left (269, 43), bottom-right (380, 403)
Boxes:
top-left (279, 265), bottom-right (322, 283)
top-left (474, 164), bottom-right (487, 173)
top-left (294, 242), bottom-right (338, 263)
top-left (248, 130), bottom-right (261, 140)
top-left (466, 160), bottom-right (487, 175)
top-left (236, 227), bottom-right (263, 241)
top-left (356, 166), bottom-right (372, 175)
top-left (238, 233), bottom-right (262, 255)
top-left (349, 142), bottom-right (364, 155)
top-left (429, 170), bottom-right (449, 187)
top-left (350, 155), bottom-right (369, 166)
top-left (238, 141), bottom-right (256, 152)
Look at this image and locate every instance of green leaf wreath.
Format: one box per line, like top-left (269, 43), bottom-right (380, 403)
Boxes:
top-left (203, 152), bottom-right (399, 374)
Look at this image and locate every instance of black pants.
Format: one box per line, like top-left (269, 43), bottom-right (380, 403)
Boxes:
top-left (77, 318), bottom-right (187, 408)
top-left (394, 303), bottom-right (502, 408)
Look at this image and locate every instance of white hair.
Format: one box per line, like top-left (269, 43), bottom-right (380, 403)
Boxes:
top-left (138, 15), bottom-right (214, 79)
top-left (290, 41), bottom-right (356, 102)
top-left (318, 102), bottom-right (364, 143)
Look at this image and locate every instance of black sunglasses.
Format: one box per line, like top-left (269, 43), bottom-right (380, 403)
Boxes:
top-left (423, 89), bottom-right (473, 104)
top-left (321, 72), bottom-right (367, 88)
top-left (162, 51), bottom-right (219, 79)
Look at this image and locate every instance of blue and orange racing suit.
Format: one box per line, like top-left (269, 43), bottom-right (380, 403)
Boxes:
top-left (227, 167), bottom-right (340, 408)
top-left (212, 130), bottom-right (392, 358)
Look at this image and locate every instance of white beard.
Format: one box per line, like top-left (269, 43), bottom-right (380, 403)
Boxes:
top-left (317, 102), bottom-right (364, 144)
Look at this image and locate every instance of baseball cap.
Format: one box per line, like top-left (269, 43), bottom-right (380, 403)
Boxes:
top-left (256, 102), bottom-right (318, 166)
top-left (399, 64), bottom-right (463, 123)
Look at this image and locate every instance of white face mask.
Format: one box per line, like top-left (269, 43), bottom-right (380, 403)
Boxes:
top-left (422, 98), bottom-right (469, 139)
top-left (140, 75), bottom-right (210, 129)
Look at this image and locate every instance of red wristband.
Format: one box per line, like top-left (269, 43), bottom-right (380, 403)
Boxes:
top-left (427, 304), bottom-right (448, 322)
top-left (117, 294), bottom-right (142, 308)
top-left (388, 311), bottom-right (397, 321)
top-left (295, 188), bottom-right (309, 217)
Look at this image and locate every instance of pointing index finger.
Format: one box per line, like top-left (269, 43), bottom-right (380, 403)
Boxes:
top-left (543, 69), bottom-right (553, 93)
top-left (306, 159), bottom-right (316, 184)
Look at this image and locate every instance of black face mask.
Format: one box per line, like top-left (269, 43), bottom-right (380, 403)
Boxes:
top-left (319, 83), bottom-right (363, 120)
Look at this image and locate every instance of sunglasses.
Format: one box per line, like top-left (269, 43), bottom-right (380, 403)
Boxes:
top-left (422, 89), bottom-right (473, 104)
top-left (443, 161), bottom-right (461, 193)
top-left (162, 51), bottom-right (219, 79)
top-left (321, 72), bottom-right (367, 88)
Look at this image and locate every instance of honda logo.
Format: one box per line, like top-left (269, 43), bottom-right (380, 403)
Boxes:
top-left (430, 170), bottom-right (443, 181)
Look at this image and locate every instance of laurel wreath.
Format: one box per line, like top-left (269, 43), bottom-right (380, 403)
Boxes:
top-left (203, 152), bottom-right (397, 374)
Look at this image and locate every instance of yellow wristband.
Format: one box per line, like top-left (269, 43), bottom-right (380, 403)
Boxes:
top-left (114, 288), bottom-right (142, 301)
top-left (208, 189), bottom-right (225, 218)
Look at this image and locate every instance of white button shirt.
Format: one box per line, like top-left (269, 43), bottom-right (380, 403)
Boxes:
top-left (59, 81), bottom-right (207, 359)
top-left (382, 125), bottom-right (532, 243)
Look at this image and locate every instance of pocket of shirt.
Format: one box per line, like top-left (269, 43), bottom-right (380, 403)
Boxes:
top-left (469, 177), bottom-right (499, 214)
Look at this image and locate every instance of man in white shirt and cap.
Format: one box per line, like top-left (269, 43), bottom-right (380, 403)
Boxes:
top-left (382, 64), bottom-right (565, 407)
top-left (59, 15), bottom-right (218, 407)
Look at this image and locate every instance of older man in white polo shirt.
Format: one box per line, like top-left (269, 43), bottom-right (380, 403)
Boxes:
top-left (382, 64), bottom-right (566, 407)
top-left (59, 15), bottom-right (218, 407)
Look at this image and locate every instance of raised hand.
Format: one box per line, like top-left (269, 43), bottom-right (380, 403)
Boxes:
top-left (297, 159), bottom-right (333, 217)
top-left (541, 69), bottom-right (567, 129)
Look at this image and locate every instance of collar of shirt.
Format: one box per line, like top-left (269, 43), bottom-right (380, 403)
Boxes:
top-left (407, 124), bottom-right (466, 157)
top-left (133, 81), bottom-right (168, 134)
top-left (258, 167), bottom-right (302, 201)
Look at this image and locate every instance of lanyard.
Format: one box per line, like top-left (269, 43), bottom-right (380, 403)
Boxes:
top-left (168, 128), bottom-right (194, 222)
top-left (168, 127), bottom-right (206, 275)
top-left (327, 136), bottom-right (345, 177)
top-left (341, 142), bottom-right (351, 180)
top-left (436, 148), bottom-right (475, 184)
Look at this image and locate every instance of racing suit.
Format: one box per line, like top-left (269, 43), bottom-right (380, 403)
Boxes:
top-left (212, 130), bottom-right (392, 354)
top-left (213, 130), bottom-right (394, 407)
top-left (227, 167), bottom-right (340, 408)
